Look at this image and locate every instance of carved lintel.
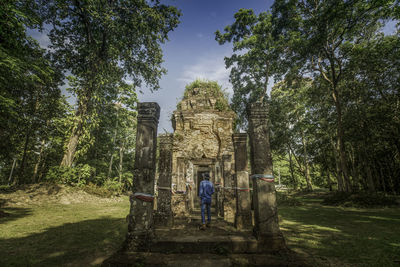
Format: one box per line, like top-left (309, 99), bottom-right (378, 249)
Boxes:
top-left (137, 102), bottom-right (160, 124)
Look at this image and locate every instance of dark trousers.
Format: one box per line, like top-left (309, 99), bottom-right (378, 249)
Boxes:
top-left (201, 198), bottom-right (211, 224)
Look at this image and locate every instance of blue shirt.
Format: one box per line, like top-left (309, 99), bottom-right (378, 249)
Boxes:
top-left (199, 179), bottom-right (214, 200)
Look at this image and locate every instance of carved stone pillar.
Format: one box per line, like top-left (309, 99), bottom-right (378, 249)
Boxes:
top-left (232, 133), bottom-right (252, 230)
top-left (154, 134), bottom-right (173, 227)
top-left (247, 102), bottom-right (286, 251)
top-left (222, 154), bottom-right (235, 223)
top-left (126, 102), bottom-right (160, 251)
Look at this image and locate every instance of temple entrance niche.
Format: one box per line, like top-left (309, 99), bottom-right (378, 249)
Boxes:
top-left (170, 80), bottom-right (236, 220)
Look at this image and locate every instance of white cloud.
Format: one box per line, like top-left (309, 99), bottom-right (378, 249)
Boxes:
top-left (177, 51), bottom-right (233, 98)
top-left (196, 33), bottom-right (204, 38)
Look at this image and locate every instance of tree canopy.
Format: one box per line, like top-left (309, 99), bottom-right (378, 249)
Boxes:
top-left (216, 0), bottom-right (400, 193)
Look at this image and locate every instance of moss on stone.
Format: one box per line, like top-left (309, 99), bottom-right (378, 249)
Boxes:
top-left (178, 79), bottom-right (230, 111)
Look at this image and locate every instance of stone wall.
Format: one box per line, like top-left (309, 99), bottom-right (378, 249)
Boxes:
top-left (170, 86), bottom-right (236, 217)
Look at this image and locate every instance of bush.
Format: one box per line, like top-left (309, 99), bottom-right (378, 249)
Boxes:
top-left (45, 164), bottom-right (95, 186)
top-left (180, 79), bottom-right (230, 111)
top-left (82, 183), bottom-right (114, 197)
top-left (0, 184), bottom-right (16, 193)
top-left (104, 179), bottom-right (124, 195)
top-left (322, 192), bottom-right (398, 208)
top-left (276, 192), bottom-right (303, 206)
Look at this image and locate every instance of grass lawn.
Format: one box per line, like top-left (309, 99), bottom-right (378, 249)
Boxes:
top-left (1, 188), bottom-right (399, 266)
top-left (0, 197), bottom-right (130, 266)
top-left (278, 193), bottom-right (400, 266)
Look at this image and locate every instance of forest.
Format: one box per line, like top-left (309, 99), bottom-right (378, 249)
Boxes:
top-left (216, 0), bottom-right (400, 194)
top-left (1, 0), bottom-right (399, 197)
top-left (0, 0), bottom-right (180, 192)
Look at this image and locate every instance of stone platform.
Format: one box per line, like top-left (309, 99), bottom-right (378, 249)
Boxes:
top-left (102, 213), bottom-right (307, 266)
top-left (152, 213), bottom-right (256, 254)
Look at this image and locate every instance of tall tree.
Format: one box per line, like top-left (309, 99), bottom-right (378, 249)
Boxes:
top-left (40, 0), bottom-right (181, 167)
top-left (0, 0), bottom-right (65, 184)
top-left (215, 9), bottom-right (284, 127)
top-left (271, 0), bottom-right (394, 192)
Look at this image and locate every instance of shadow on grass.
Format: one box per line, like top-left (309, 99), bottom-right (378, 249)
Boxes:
top-left (279, 202), bottom-right (400, 266)
top-left (0, 217), bottom-right (127, 266)
top-left (0, 207), bottom-right (32, 224)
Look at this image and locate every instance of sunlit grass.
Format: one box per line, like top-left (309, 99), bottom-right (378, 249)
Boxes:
top-left (1, 191), bottom-right (399, 266)
top-left (278, 193), bottom-right (400, 266)
top-left (0, 199), bottom-right (130, 266)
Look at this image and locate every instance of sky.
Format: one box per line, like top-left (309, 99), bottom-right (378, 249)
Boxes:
top-left (28, 0), bottom-right (274, 132)
top-left (136, 0), bottom-right (274, 132)
top-left (28, 0), bottom-right (397, 133)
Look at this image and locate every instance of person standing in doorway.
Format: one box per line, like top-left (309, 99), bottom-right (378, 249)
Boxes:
top-left (199, 172), bottom-right (214, 230)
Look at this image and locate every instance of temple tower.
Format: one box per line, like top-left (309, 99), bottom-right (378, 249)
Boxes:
top-left (170, 81), bottom-right (236, 221)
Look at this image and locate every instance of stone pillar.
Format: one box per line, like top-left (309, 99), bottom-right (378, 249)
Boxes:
top-left (154, 134), bottom-right (173, 227)
top-left (222, 154), bottom-right (235, 223)
top-left (126, 102), bottom-right (160, 251)
top-left (214, 161), bottom-right (223, 217)
top-left (247, 102), bottom-right (286, 251)
top-left (232, 133), bottom-right (252, 230)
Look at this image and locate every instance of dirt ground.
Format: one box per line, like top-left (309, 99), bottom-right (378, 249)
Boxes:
top-left (0, 183), bottom-right (124, 209)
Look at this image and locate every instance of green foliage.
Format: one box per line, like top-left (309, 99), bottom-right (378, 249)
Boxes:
top-left (180, 79), bottom-right (230, 111)
top-left (0, 0), bottom-right (68, 185)
top-left (40, 0), bottom-right (181, 167)
top-left (218, 0), bottom-right (400, 194)
top-left (322, 192), bottom-right (398, 208)
top-left (45, 164), bottom-right (95, 186)
top-left (0, 185), bottom-right (16, 193)
top-left (216, 10), bottom-right (284, 127)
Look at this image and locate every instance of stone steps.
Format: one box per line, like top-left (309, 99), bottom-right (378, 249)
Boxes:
top-left (102, 252), bottom-right (308, 267)
top-left (151, 232), bottom-right (258, 254)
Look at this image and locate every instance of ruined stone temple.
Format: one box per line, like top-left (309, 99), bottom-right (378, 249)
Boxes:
top-left (169, 85), bottom-right (236, 220)
top-left (111, 81), bottom-right (287, 265)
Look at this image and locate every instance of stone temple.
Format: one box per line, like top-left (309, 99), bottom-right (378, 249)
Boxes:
top-left (104, 81), bottom-right (290, 265)
top-left (170, 84), bottom-right (237, 221)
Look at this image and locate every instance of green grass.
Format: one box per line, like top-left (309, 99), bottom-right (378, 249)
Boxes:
top-left (1, 190), bottom-right (399, 266)
top-left (0, 199), bottom-right (130, 266)
top-left (278, 192), bottom-right (400, 266)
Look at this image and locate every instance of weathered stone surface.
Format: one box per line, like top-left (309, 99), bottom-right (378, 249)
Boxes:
top-left (247, 102), bottom-right (286, 251)
top-left (222, 154), bottom-right (235, 223)
top-left (154, 134), bottom-right (173, 227)
top-left (126, 102), bottom-right (160, 251)
top-left (171, 86), bottom-right (235, 219)
top-left (233, 133), bottom-right (252, 230)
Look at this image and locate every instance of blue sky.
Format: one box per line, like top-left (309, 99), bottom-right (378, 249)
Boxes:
top-left (28, 0), bottom-right (273, 132)
top-left (138, 0), bottom-right (274, 132)
top-left (28, 0), bottom-right (396, 132)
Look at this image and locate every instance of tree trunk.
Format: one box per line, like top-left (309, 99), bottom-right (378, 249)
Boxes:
top-left (349, 145), bottom-right (359, 192)
top-left (8, 158), bottom-right (17, 185)
top-left (17, 130), bottom-right (32, 184)
top-left (327, 171), bottom-right (333, 191)
top-left (108, 110), bottom-right (119, 179)
top-left (331, 138), bottom-right (344, 191)
top-left (60, 95), bottom-right (90, 167)
top-left (361, 142), bottom-right (375, 192)
top-left (332, 89), bottom-right (351, 192)
top-left (118, 139), bottom-right (125, 183)
top-left (378, 162), bottom-right (387, 193)
top-left (300, 129), bottom-right (313, 191)
top-left (32, 139), bottom-right (46, 183)
top-left (288, 146), bottom-right (297, 190)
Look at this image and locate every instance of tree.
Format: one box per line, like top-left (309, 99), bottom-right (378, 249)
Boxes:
top-left (0, 0), bottom-right (66, 184)
top-left (271, 0), bottom-right (395, 192)
top-left (215, 9), bottom-right (284, 127)
top-left (270, 79), bottom-right (314, 191)
top-left (40, 0), bottom-right (181, 167)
